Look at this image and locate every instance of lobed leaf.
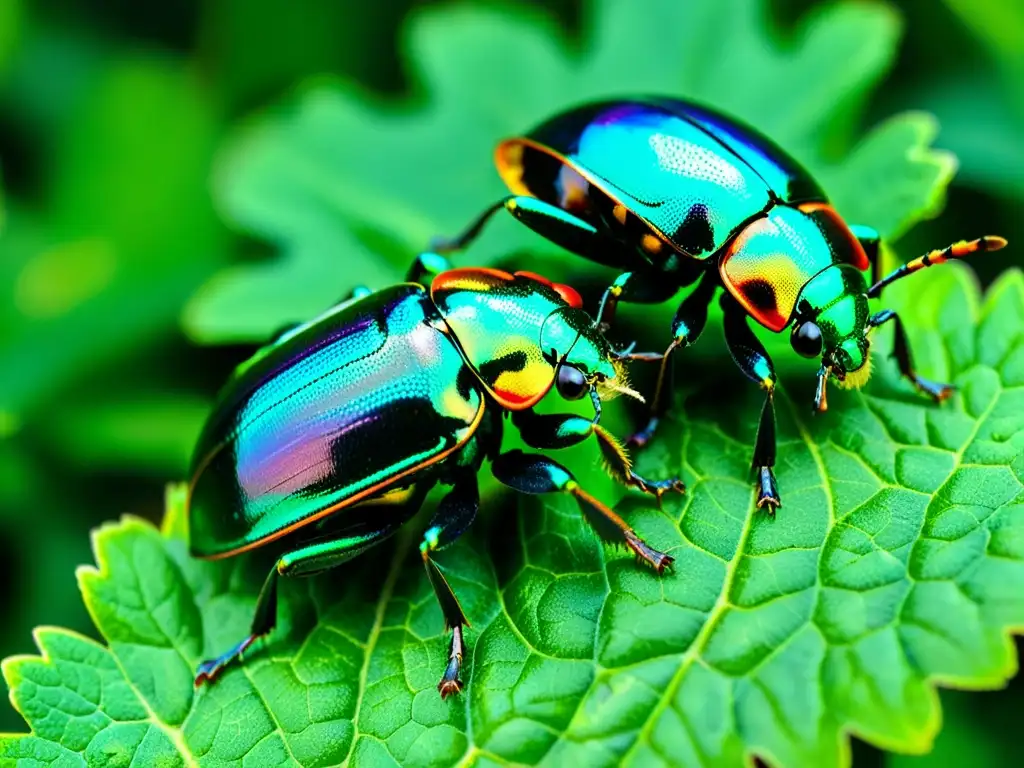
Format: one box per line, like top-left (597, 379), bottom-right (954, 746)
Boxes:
top-left (3, 265), bottom-right (1022, 766)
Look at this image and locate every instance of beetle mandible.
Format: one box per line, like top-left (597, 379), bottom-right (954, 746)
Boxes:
top-left (430, 97), bottom-right (1008, 510)
top-left (187, 256), bottom-right (683, 697)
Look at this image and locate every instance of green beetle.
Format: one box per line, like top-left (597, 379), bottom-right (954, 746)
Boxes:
top-left (187, 256), bottom-right (683, 697)
top-left (432, 97), bottom-right (1009, 510)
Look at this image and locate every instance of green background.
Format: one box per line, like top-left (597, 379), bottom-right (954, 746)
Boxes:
top-left (0, 0), bottom-right (1021, 765)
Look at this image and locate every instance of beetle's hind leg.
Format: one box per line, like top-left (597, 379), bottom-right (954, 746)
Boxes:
top-left (492, 450), bottom-right (674, 572)
top-left (420, 470), bottom-right (480, 698)
top-left (722, 294), bottom-right (781, 512)
top-left (193, 496), bottom-right (423, 687)
top-left (195, 565), bottom-right (279, 685)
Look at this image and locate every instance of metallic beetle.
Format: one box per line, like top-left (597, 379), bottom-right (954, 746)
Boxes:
top-left (432, 97), bottom-right (1007, 510)
top-left (187, 258), bottom-right (683, 697)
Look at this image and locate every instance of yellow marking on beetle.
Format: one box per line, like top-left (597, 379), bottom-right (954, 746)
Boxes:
top-left (915, 236), bottom-right (1003, 269)
top-left (613, 204), bottom-right (628, 226)
top-left (494, 141), bottom-right (528, 195)
top-left (837, 351), bottom-right (872, 390)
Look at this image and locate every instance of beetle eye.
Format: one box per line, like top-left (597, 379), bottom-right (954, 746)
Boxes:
top-left (791, 321), bottom-right (823, 358)
top-left (555, 365), bottom-right (588, 400)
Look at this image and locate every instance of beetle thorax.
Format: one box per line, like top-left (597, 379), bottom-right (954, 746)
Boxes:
top-left (719, 204), bottom-right (869, 332)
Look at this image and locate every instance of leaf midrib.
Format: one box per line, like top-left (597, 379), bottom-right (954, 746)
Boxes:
top-left (341, 529), bottom-right (415, 767)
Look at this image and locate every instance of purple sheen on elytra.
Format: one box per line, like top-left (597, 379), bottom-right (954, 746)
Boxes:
top-left (187, 285), bottom-right (483, 557)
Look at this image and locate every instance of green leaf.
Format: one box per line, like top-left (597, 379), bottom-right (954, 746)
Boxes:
top-left (0, 52), bottom-right (227, 419)
top-left (182, 0), bottom-right (959, 342)
top-left (915, 1), bottom-right (1024, 200)
top-left (3, 265), bottom-right (1023, 766)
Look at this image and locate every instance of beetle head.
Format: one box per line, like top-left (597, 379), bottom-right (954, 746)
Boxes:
top-left (540, 306), bottom-right (642, 403)
top-left (789, 263), bottom-right (872, 408)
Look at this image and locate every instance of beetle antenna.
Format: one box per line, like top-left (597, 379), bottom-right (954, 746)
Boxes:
top-left (868, 236), bottom-right (1007, 298)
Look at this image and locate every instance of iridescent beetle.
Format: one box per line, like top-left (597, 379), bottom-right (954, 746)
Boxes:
top-left (431, 97), bottom-right (1008, 510)
top-left (187, 257), bottom-right (683, 698)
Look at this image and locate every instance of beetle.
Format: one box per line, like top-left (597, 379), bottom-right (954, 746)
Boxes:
top-left (187, 256), bottom-right (684, 698)
top-left (430, 97), bottom-right (1008, 510)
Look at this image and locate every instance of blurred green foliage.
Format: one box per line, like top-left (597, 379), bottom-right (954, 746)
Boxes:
top-left (0, 0), bottom-right (1021, 764)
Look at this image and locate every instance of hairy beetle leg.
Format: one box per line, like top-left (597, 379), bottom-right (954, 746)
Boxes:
top-left (492, 450), bottom-right (673, 573)
top-left (511, 411), bottom-right (685, 501)
top-left (624, 530), bottom-right (674, 573)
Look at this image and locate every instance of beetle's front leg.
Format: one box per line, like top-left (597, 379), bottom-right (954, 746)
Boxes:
top-left (510, 409), bottom-right (685, 501)
top-left (722, 295), bottom-right (780, 512)
top-left (593, 269), bottom-right (681, 332)
top-left (627, 270), bottom-right (718, 447)
top-left (868, 309), bottom-right (953, 401)
top-left (419, 470), bottom-right (480, 698)
top-left (492, 450), bottom-right (673, 572)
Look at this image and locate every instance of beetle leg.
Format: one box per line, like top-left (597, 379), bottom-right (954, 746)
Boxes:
top-left (194, 565), bottom-right (279, 686)
top-left (504, 197), bottom-right (635, 269)
top-left (628, 270), bottom-right (718, 447)
top-left (193, 492), bottom-right (426, 687)
top-left (420, 471), bottom-right (480, 699)
top-left (594, 269), bottom-right (680, 331)
top-left (435, 196), bottom-right (633, 268)
top-left (406, 252), bottom-right (453, 285)
top-left (510, 410), bottom-right (685, 502)
top-left (492, 450), bottom-right (674, 571)
top-left (722, 294), bottom-right (781, 513)
top-left (868, 310), bottom-right (953, 401)
top-left (430, 199), bottom-right (509, 253)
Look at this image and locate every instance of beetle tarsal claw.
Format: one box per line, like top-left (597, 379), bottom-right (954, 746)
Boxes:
top-left (437, 625), bottom-right (465, 699)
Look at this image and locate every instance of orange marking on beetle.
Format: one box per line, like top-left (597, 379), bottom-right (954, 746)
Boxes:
top-left (513, 271), bottom-right (583, 309)
top-left (552, 282), bottom-right (583, 309)
top-left (494, 136), bottom-right (692, 257)
top-left (194, 399), bottom-right (487, 560)
top-left (797, 202), bottom-right (831, 215)
top-left (612, 203), bottom-right (628, 226)
top-left (431, 267), bottom-right (515, 298)
top-left (797, 202), bottom-right (870, 272)
top-left (641, 233), bottom-right (664, 255)
top-left (494, 141), bottom-right (528, 195)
